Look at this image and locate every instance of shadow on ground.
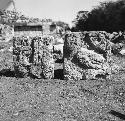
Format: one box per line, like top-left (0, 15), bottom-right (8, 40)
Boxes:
top-left (109, 110), bottom-right (125, 120)
top-left (0, 69), bottom-right (15, 77)
top-left (0, 68), bottom-right (64, 80)
top-left (54, 69), bottom-right (64, 80)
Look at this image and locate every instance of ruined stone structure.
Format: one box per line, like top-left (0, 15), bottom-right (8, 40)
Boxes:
top-left (13, 35), bottom-right (54, 79)
top-left (12, 30), bottom-right (121, 80)
top-left (14, 21), bottom-right (61, 38)
top-left (14, 22), bottom-right (44, 37)
top-left (63, 31), bottom-right (119, 81)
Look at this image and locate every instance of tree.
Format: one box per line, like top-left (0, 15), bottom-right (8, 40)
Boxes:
top-left (54, 21), bottom-right (70, 31)
top-left (71, 11), bottom-right (89, 31)
top-left (72, 0), bottom-right (125, 33)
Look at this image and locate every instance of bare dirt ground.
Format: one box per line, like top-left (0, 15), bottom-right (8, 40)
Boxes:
top-left (0, 72), bottom-right (125, 121)
top-left (0, 41), bottom-right (125, 121)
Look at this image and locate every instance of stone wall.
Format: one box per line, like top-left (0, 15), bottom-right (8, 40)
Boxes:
top-left (14, 31), bottom-right (43, 37)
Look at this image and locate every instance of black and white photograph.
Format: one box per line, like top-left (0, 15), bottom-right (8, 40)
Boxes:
top-left (0, 0), bottom-right (125, 120)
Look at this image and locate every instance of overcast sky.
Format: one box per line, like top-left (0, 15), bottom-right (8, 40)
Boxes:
top-left (9, 0), bottom-right (117, 26)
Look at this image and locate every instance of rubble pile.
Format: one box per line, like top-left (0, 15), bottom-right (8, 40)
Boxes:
top-left (63, 31), bottom-right (119, 81)
top-left (13, 35), bottom-right (54, 79)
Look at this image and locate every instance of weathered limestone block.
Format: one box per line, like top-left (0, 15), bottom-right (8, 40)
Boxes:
top-left (64, 48), bottom-right (109, 80)
top-left (13, 36), bottom-right (31, 77)
top-left (63, 58), bottom-right (83, 81)
top-left (30, 37), bottom-right (41, 64)
top-left (41, 36), bottom-right (54, 79)
top-left (64, 32), bottom-right (117, 80)
top-left (76, 48), bottom-right (105, 69)
top-left (84, 31), bottom-right (112, 60)
top-left (13, 35), bottom-right (54, 79)
top-left (111, 43), bottom-right (123, 55)
top-left (119, 49), bottom-right (125, 56)
top-left (30, 36), bottom-right (54, 79)
top-left (110, 32), bottom-right (124, 44)
top-left (64, 55), bottom-right (111, 80)
top-left (85, 62), bottom-right (112, 79)
top-left (29, 37), bottom-right (43, 78)
top-left (64, 32), bottom-right (86, 59)
top-left (108, 60), bottom-right (120, 74)
top-left (13, 55), bottom-right (30, 77)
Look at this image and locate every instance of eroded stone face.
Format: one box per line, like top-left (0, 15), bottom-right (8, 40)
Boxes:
top-left (13, 35), bottom-right (54, 79)
top-left (84, 31), bottom-right (112, 60)
top-left (63, 31), bottom-right (118, 80)
top-left (13, 31), bottom-right (120, 80)
top-left (64, 32), bottom-right (86, 59)
top-left (64, 58), bottom-right (83, 81)
top-left (41, 36), bottom-right (54, 79)
top-left (13, 36), bottom-right (32, 77)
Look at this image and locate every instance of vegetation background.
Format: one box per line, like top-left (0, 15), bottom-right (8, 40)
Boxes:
top-left (72, 0), bottom-right (125, 33)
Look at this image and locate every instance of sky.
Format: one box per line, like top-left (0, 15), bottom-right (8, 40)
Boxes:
top-left (7, 0), bottom-right (117, 26)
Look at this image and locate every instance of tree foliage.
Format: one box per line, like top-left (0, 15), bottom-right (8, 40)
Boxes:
top-left (72, 0), bottom-right (125, 33)
top-left (55, 21), bottom-right (70, 31)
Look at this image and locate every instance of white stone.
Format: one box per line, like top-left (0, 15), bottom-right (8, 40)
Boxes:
top-left (119, 49), bottom-right (125, 55)
top-left (53, 43), bottom-right (64, 54)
